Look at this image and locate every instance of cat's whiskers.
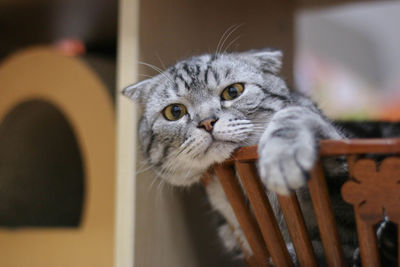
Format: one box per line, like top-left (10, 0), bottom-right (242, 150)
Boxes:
top-left (136, 164), bottom-right (157, 175)
top-left (138, 61), bottom-right (174, 84)
top-left (148, 176), bottom-right (160, 194)
top-left (216, 24), bottom-right (238, 55)
top-left (158, 158), bottom-right (178, 178)
top-left (183, 139), bottom-right (206, 159)
top-left (175, 137), bottom-right (196, 157)
top-left (157, 138), bottom-right (196, 166)
top-left (157, 143), bottom-right (197, 177)
top-left (213, 144), bottom-right (239, 162)
top-left (157, 144), bottom-right (198, 176)
top-left (136, 159), bottom-right (158, 175)
top-left (137, 158), bottom-right (150, 168)
top-left (155, 52), bottom-right (166, 70)
top-left (140, 148), bottom-right (187, 176)
top-left (223, 34), bottom-right (241, 54)
top-left (183, 165), bottom-right (194, 183)
top-left (141, 149), bottom-right (192, 179)
top-left (146, 129), bottom-right (263, 187)
top-left (139, 73), bottom-right (155, 78)
top-left (155, 178), bottom-right (168, 206)
top-left (252, 128), bottom-right (268, 132)
top-left (216, 24), bottom-right (242, 55)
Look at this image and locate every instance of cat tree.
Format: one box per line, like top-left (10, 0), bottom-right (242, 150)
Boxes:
top-left (0, 47), bottom-right (115, 267)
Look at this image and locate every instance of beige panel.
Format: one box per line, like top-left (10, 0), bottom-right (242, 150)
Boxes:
top-left (114, 0), bottom-right (139, 266)
top-left (0, 47), bottom-right (115, 267)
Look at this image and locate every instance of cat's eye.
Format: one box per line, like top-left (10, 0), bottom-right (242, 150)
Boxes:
top-left (221, 83), bottom-right (245, 101)
top-left (163, 104), bottom-right (187, 121)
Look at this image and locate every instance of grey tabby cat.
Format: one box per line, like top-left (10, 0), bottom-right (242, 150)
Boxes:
top-left (122, 50), bottom-right (395, 264)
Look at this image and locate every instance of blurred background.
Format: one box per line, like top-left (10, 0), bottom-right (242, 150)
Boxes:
top-left (0, 0), bottom-right (117, 58)
top-left (0, 0), bottom-right (399, 266)
top-left (0, 0), bottom-right (117, 226)
top-left (0, 0), bottom-right (118, 266)
top-left (0, 0), bottom-right (119, 219)
top-left (296, 1), bottom-right (400, 120)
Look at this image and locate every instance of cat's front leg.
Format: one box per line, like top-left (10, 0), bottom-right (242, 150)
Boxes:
top-left (205, 177), bottom-right (252, 257)
top-left (258, 106), bottom-right (342, 195)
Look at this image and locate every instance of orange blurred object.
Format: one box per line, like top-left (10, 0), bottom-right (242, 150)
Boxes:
top-left (379, 101), bottom-right (400, 121)
top-left (54, 39), bottom-right (86, 56)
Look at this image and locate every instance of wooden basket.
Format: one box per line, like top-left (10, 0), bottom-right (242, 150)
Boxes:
top-left (204, 138), bottom-right (400, 266)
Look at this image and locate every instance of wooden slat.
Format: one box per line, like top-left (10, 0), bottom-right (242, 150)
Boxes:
top-left (308, 160), bottom-right (347, 267)
top-left (224, 146), bottom-right (258, 164)
top-left (345, 155), bottom-right (380, 266)
top-left (202, 172), bottom-right (260, 266)
top-left (235, 162), bottom-right (293, 267)
top-left (245, 256), bottom-right (259, 267)
top-left (214, 164), bottom-right (270, 266)
top-left (346, 155), bottom-right (380, 266)
top-left (210, 139), bottom-right (400, 266)
top-left (277, 193), bottom-right (318, 267)
top-left (320, 138), bottom-right (400, 156)
top-left (224, 138), bottom-right (400, 163)
top-left (354, 214), bottom-right (380, 267)
top-left (229, 221), bottom-right (259, 267)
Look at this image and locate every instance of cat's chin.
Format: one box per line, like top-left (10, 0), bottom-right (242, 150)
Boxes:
top-left (160, 141), bottom-right (239, 187)
top-left (202, 140), bottom-right (238, 163)
top-left (163, 171), bottom-right (203, 187)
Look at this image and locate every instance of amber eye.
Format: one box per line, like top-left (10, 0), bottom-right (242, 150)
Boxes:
top-left (163, 104), bottom-right (187, 121)
top-left (221, 83), bottom-right (245, 100)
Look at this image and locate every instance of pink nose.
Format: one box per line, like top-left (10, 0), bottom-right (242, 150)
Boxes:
top-left (198, 118), bottom-right (217, 132)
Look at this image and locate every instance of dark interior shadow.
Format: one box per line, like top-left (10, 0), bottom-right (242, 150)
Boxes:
top-left (0, 100), bottom-right (84, 228)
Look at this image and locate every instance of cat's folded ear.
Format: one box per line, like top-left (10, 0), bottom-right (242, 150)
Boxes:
top-left (247, 49), bottom-right (283, 75)
top-left (122, 79), bottom-right (152, 103)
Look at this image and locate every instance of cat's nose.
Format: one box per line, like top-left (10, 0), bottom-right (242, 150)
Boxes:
top-left (198, 118), bottom-right (218, 132)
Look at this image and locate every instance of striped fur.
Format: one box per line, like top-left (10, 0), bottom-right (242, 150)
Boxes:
top-left (123, 50), bottom-right (398, 265)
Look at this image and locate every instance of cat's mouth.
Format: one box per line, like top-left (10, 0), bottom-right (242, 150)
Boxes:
top-left (183, 120), bottom-right (255, 163)
top-left (203, 138), bottom-right (238, 156)
top-left (196, 136), bottom-right (241, 165)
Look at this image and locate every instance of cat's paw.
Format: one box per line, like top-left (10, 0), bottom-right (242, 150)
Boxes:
top-left (218, 223), bottom-right (250, 259)
top-left (257, 137), bottom-right (316, 195)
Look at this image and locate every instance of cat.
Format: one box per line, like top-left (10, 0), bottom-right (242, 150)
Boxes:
top-left (122, 49), bottom-right (398, 265)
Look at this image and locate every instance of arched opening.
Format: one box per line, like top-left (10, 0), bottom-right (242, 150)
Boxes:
top-left (0, 100), bottom-right (84, 227)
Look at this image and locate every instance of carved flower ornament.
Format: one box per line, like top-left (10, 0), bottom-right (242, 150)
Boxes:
top-left (341, 157), bottom-right (400, 224)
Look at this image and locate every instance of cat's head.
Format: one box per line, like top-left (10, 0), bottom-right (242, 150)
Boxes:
top-left (123, 50), bottom-right (289, 186)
